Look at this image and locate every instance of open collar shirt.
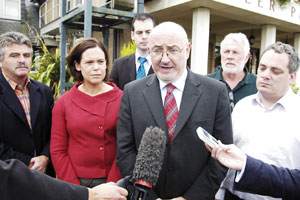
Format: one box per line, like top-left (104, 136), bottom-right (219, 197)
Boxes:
top-left (207, 67), bottom-right (257, 106)
top-left (218, 88), bottom-right (300, 200)
top-left (4, 74), bottom-right (31, 128)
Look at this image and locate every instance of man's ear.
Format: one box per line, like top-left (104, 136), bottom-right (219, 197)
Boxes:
top-left (289, 72), bottom-right (296, 84)
top-left (185, 43), bottom-right (192, 59)
top-left (245, 52), bottom-right (250, 63)
top-left (131, 31), bottom-right (134, 41)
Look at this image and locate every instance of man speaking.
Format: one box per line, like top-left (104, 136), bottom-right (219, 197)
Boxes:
top-left (116, 21), bottom-right (233, 199)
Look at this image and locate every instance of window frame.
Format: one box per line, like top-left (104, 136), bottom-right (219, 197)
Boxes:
top-left (2, 0), bottom-right (21, 20)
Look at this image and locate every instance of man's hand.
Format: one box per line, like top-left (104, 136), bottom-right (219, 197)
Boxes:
top-left (29, 155), bottom-right (49, 173)
top-left (207, 141), bottom-right (246, 171)
top-left (88, 182), bottom-right (128, 200)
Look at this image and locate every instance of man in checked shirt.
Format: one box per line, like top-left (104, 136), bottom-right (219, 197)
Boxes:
top-left (0, 31), bottom-right (55, 176)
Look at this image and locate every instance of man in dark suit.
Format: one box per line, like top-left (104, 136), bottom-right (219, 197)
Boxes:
top-left (116, 22), bottom-right (233, 199)
top-left (209, 142), bottom-right (300, 200)
top-left (0, 159), bottom-right (128, 200)
top-left (0, 31), bottom-right (54, 176)
top-left (110, 13), bottom-right (156, 90)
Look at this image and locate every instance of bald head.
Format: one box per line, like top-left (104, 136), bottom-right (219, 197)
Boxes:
top-left (148, 21), bottom-right (191, 83)
top-left (149, 22), bottom-right (189, 46)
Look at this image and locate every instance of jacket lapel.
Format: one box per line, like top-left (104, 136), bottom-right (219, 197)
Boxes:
top-left (0, 73), bottom-right (30, 128)
top-left (147, 66), bottom-right (154, 75)
top-left (173, 70), bottom-right (203, 141)
top-left (128, 54), bottom-right (136, 81)
top-left (29, 81), bottom-right (41, 128)
top-left (142, 75), bottom-right (168, 132)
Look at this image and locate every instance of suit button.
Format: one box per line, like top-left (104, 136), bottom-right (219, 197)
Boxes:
top-left (99, 146), bottom-right (104, 151)
top-left (168, 168), bottom-right (174, 173)
top-left (98, 125), bottom-right (103, 129)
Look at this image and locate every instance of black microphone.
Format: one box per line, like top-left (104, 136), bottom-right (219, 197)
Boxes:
top-left (116, 126), bottom-right (166, 200)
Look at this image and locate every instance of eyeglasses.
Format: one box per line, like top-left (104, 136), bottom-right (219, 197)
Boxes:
top-left (150, 46), bottom-right (185, 59)
top-left (228, 91), bottom-right (234, 112)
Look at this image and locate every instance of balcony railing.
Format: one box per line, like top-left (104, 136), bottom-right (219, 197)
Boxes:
top-left (39, 0), bottom-right (134, 27)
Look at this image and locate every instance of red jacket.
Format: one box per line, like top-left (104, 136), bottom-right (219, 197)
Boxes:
top-left (51, 82), bottom-right (122, 185)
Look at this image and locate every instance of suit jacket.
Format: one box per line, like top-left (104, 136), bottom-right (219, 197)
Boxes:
top-left (235, 156), bottom-right (300, 200)
top-left (0, 159), bottom-right (87, 200)
top-left (116, 69), bottom-right (233, 199)
top-left (0, 72), bottom-right (55, 176)
top-left (110, 53), bottom-right (154, 90)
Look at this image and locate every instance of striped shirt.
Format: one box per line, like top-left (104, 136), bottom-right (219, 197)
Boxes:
top-left (4, 75), bottom-right (31, 128)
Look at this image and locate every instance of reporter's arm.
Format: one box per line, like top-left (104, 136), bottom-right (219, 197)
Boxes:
top-left (234, 156), bottom-right (300, 199)
top-left (0, 159), bottom-right (87, 200)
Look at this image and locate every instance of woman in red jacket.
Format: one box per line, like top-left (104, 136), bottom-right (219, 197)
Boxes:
top-left (50, 38), bottom-right (122, 187)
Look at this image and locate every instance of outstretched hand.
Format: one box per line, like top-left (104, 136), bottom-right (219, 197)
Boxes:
top-left (206, 141), bottom-right (247, 171)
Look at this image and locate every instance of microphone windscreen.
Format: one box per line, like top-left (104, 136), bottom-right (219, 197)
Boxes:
top-left (133, 126), bottom-right (166, 187)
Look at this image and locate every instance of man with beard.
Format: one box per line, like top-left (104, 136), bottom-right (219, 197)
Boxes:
top-left (208, 33), bottom-right (257, 111)
top-left (0, 31), bottom-right (55, 176)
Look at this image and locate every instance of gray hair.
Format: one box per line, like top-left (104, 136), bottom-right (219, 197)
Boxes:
top-left (0, 32), bottom-right (32, 61)
top-left (261, 42), bottom-right (299, 73)
top-left (221, 33), bottom-right (250, 57)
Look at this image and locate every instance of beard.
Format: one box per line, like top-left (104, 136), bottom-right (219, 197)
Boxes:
top-left (222, 61), bottom-right (245, 74)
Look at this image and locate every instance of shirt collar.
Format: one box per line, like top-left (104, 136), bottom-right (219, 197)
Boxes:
top-left (3, 73), bottom-right (30, 90)
top-left (158, 67), bottom-right (188, 92)
top-left (135, 51), bottom-right (152, 66)
top-left (252, 88), bottom-right (295, 112)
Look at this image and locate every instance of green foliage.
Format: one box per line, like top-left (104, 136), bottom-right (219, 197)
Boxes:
top-left (120, 41), bottom-right (136, 57)
top-left (278, 0), bottom-right (300, 6)
top-left (292, 82), bottom-right (299, 94)
top-left (29, 37), bottom-right (72, 100)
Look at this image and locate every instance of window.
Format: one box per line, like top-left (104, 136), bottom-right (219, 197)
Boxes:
top-left (1, 0), bottom-right (20, 20)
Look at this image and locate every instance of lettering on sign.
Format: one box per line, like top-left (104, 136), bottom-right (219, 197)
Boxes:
top-left (244, 0), bottom-right (300, 18)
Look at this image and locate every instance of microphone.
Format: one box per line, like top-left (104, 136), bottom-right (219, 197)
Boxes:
top-left (117, 126), bottom-right (166, 200)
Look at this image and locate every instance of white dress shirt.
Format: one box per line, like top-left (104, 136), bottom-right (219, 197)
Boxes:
top-left (135, 51), bottom-right (152, 75)
top-left (158, 67), bottom-right (187, 111)
top-left (217, 88), bottom-right (300, 200)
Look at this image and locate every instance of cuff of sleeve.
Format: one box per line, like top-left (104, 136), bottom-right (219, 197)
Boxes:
top-left (235, 156), bottom-right (247, 182)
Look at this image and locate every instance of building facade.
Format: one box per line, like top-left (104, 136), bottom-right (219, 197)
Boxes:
top-left (38, 0), bottom-right (300, 86)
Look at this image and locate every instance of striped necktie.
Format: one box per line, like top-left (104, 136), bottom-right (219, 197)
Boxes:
top-left (136, 57), bottom-right (147, 79)
top-left (164, 84), bottom-right (178, 144)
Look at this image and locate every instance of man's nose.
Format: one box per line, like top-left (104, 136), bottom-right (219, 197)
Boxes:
top-left (142, 32), bottom-right (148, 38)
top-left (161, 51), bottom-right (170, 62)
top-left (18, 55), bottom-right (26, 63)
top-left (261, 69), bottom-right (271, 79)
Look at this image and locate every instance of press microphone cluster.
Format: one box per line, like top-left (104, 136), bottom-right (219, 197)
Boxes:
top-left (116, 126), bottom-right (166, 200)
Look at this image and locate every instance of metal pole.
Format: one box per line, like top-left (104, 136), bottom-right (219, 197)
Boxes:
top-left (137, 0), bottom-right (144, 14)
top-left (59, 0), bottom-right (67, 95)
top-left (84, 0), bottom-right (92, 37)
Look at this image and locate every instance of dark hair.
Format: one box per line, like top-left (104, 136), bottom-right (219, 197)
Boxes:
top-left (131, 13), bottom-right (156, 32)
top-left (66, 38), bottom-right (109, 82)
top-left (0, 31), bottom-right (32, 62)
top-left (261, 42), bottom-right (299, 73)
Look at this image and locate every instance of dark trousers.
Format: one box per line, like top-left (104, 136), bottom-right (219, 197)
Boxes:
top-left (225, 189), bottom-right (244, 200)
top-left (79, 177), bottom-right (106, 188)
